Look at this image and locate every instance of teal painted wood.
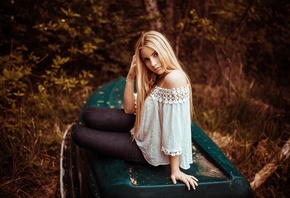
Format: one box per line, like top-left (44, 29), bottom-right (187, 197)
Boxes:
top-left (63, 77), bottom-right (254, 198)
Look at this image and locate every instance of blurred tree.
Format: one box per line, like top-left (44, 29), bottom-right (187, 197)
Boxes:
top-left (144, 0), bottom-right (162, 31)
top-left (243, 0), bottom-right (290, 86)
top-left (1, 0), bottom-right (151, 82)
top-left (0, 1), bottom-right (149, 195)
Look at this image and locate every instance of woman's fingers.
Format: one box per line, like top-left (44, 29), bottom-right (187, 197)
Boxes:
top-left (171, 173), bottom-right (198, 190)
top-left (183, 176), bottom-right (197, 190)
top-left (170, 175), bottom-right (177, 184)
top-left (189, 177), bottom-right (198, 190)
top-left (131, 55), bottom-right (136, 67)
top-left (190, 176), bottom-right (198, 190)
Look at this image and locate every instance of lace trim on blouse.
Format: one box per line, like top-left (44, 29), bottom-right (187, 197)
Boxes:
top-left (151, 85), bottom-right (189, 104)
top-left (162, 147), bottom-right (182, 156)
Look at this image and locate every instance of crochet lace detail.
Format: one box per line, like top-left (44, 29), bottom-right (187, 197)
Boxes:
top-left (151, 85), bottom-right (189, 104)
top-left (162, 147), bottom-right (182, 156)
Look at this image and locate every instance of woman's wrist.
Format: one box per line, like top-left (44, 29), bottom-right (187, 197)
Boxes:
top-left (169, 155), bottom-right (180, 172)
top-left (126, 76), bottom-right (135, 83)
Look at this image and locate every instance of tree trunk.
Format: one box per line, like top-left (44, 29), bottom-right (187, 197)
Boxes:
top-left (143, 0), bottom-right (163, 32)
top-left (164, 0), bottom-right (174, 43)
top-left (250, 138), bottom-right (290, 190)
top-left (175, 0), bottom-right (191, 57)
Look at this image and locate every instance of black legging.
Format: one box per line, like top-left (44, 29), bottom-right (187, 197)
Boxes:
top-left (72, 107), bottom-right (146, 164)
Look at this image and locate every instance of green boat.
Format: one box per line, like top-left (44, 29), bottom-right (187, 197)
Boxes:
top-left (60, 77), bottom-right (254, 198)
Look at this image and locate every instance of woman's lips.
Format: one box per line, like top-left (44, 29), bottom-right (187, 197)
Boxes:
top-left (155, 67), bottom-right (161, 72)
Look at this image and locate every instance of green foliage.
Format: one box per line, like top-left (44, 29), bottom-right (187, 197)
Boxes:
top-left (0, 46), bottom-right (93, 196)
top-left (1, 0), bottom-right (149, 196)
top-left (30, 0), bottom-right (148, 81)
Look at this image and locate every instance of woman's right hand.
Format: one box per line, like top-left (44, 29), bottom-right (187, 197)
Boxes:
top-left (124, 55), bottom-right (137, 114)
top-left (126, 55), bottom-right (136, 82)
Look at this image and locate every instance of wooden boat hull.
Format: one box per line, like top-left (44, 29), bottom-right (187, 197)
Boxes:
top-left (60, 77), bottom-right (254, 198)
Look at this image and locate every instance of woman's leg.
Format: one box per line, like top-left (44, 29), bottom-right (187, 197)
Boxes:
top-left (72, 125), bottom-right (146, 164)
top-left (82, 107), bottom-right (135, 132)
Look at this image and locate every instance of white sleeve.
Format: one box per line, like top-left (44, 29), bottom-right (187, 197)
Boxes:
top-left (151, 85), bottom-right (192, 156)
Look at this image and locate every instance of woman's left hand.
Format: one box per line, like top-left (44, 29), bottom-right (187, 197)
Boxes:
top-left (170, 170), bottom-right (198, 190)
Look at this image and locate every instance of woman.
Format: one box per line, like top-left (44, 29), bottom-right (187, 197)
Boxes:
top-left (72, 31), bottom-right (198, 190)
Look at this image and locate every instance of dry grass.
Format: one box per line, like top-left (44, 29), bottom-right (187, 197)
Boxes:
top-left (0, 176), bottom-right (59, 198)
top-left (193, 81), bottom-right (290, 198)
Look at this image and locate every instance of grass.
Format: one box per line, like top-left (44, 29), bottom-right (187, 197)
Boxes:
top-left (0, 80), bottom-right (93, 197)
top-left (192, 77), bottom-right (290, 198)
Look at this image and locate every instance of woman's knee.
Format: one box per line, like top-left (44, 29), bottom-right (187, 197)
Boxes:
top-left (82, 107), bottom-right (135, 131)
top-left (82, 107), bottom-right (101, 124)
top-left (71, 126), bottom-right (89, 147)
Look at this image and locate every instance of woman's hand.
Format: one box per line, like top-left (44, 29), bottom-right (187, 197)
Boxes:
top-left (126, 55), bottom-right (136, 82)
top-left (169, 155), bottom-right (198, 190)
top-left (124, 55), bottom-right (137, 114)
top-left (170, 170), bottom-right (198, 190)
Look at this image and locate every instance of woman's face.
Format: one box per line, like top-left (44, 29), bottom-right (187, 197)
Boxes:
top-left (140, 46), bottom-right (165, 75)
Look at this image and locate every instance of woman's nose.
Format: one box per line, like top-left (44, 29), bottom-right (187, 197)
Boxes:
top-left (150, 58), bottom-right (157, 67)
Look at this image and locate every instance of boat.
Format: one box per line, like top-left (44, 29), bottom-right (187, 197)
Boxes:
top-left (60, 77), bottom-right (254, 198)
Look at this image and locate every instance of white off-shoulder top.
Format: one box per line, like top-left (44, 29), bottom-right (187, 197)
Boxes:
top-left (132, 85), bottom-right (193, 170)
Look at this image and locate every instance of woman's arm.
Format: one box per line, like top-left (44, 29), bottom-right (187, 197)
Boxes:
top-left (169, 155), bottom-right (198, 190)
top-left (162, 70), bottom-right (198, 189)
top-left (124, 55), bottom-right (136, 114)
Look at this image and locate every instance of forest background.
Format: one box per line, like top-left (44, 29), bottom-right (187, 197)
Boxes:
top-left (0, 0), bottom-right (289, 197)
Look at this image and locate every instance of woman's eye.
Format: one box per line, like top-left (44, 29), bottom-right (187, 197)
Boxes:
top-left (143, 58), bottom-right (149, 62)
top-left (153, 52), bottom-right (158, 57)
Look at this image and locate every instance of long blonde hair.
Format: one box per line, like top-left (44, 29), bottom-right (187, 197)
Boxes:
top-left (133, 31), bottom-right (193, 135)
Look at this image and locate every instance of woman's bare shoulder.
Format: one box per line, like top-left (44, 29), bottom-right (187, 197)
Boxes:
top-left (161, 70), bottom-right (187, 89)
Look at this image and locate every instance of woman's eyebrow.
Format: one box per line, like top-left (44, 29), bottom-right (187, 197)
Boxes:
top-left (151, 51), bottom-right (157, 56)
top-left (142, 51), bottom-right (157, 59)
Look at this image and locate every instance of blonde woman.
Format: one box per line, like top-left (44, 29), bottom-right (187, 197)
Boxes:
top-left (72, 31), bottom-right (198, 190)
top-left (124, 31), bottom-right (197, 190)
